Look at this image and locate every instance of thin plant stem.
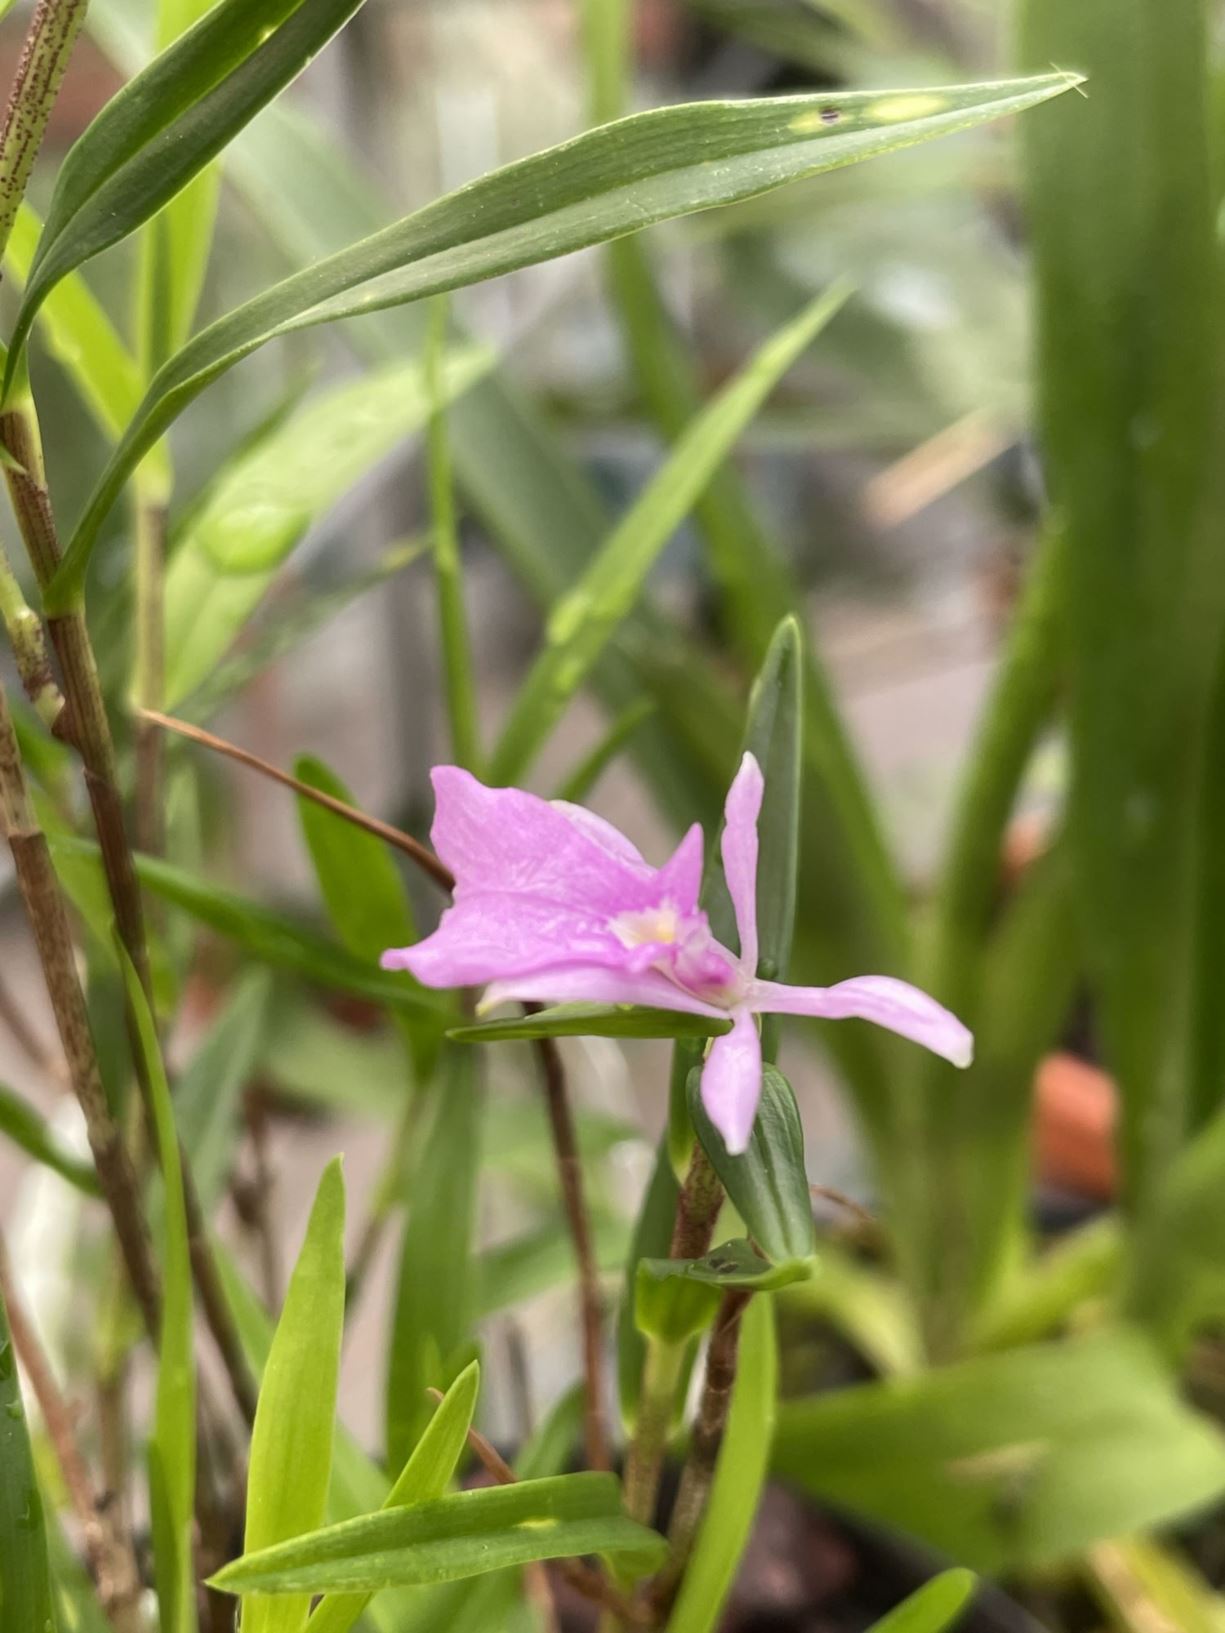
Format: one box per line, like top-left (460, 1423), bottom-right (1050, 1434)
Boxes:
top-left (426, 295), bottom-right (481, 771)
top-left (132, 491), bottom-right (169, 858)
top-left (237, 1085), bottom-right (281, 1308)
top-left (0, 682), bottom-right (162, 1337)
top-left (653, 1289), bottom-right (751, 1611)
top-left (0, 388), bottom-right (152, 996)
top-left (532, 1023), bottom-right (611, 1473)
top-left (0, 961), bottom-right (59, 1079)
top-left (622, 1141), bottom-right (724, 1530)
top-left (141, 707), bottom-right (455, 890)
top-left (0, 0), bottom-right (90, 261)
top-left (0, 1234), bottom-right (144, 1633)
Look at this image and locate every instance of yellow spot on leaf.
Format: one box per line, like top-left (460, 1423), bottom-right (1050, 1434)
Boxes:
top-left (866, 94), bottom-right (948, 123)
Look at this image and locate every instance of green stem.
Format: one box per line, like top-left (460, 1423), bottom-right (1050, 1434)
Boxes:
top-left (622, 1142), bottom-right (724, 1530)
top-left (132, 489), bottom-right (169, 858)
top-left (426, 296), bottom-right (481, 770)
top-left (0, 0), bottom-right (90, 264)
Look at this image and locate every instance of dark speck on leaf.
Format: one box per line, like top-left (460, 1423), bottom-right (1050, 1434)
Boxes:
top-left (819, 107), bottom-right (842, 125)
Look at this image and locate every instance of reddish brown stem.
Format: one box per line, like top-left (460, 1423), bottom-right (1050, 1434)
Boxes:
top-left (0, 1236), bottom-right (143, 1632)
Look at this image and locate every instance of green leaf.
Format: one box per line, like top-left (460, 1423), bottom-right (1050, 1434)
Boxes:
top-left (1189, 640), bottom-right (1225, 1134)
top-left (866, 1572), bottom-right (978, 1633)
top-left (665, 1296), bottom-right (776, 1633)
top-left (51, 71), bottom-right (1081, 608)
top-left (642, 1238), bottom-right (814, 1294)
top-left (308, 1361), bottom-right (480, 1633)
top-left (450, 1003), bottom-right (731, 1045)
top-left (118, 947), bottom-right (196, 1633)
top-left (669, 616), bottom-right (804, 1167)
top-left (51, 839), bottom-right (449, 1020)
top-left (4, 202), bottom-right (150, 452)
top-left (295, 754), bottom-right (416, 960)
top-left (489, 288), bottom-right (846, 783)
top-left (0, 1080), bottom-right (101, 1196)
top-left (1019, 0), bottom-right (1223, 1203)
top-left (0, 1280), bottom-right (57, 1633)
top-left (163, 349), bottom-right (490, 705)
top-left (772, 1327), bottom-right (1225, 1571)
top-left (1127, 1106), bottom-right (1225, 1357)
top-left (635, 1261), bottom-right (722, 1346)
top-left (212, 1474), bottom-right (666, 1595)
top-left (172, 970), bottom-right (272, 1211)
top-left (8, 0), bottom-right (368, 381)
top-left (690, 1065), bottom-right (815, 1265)
top-left (244, 1157), bottom-right (346, 1633)
top-left (386, 1049), bottom-right (482, 1470)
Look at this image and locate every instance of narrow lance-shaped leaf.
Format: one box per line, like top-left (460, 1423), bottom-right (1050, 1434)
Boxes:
top-left (665, 1296), bottom-right (776, 1633)
top-left (450, 1003), bottom-right (730, 1045)
top-left (489, 295), bottom-right (842, 784)
top-left (0, 1279), bottom-right (57, 1633)
top-left (119, 946), bottom-right (196, 1633)
top-left (8, 0), bottom-right (367, 379)
top-left (136, 0), bottom-right (223, 372)
top-left (386, 1049), bottom-right (482, 1470)
top-left (48, 71), bottom-right (1082, 609)
top-left (212, 1474), bottom-right (666, 1596)
top-left (295, 754), bottom-right (416, 959)
top-left (309, 1361), bottom-right (481, 1633)
top-left (866, 1572), bottom-right (978, 1633)
top-left (243, 1157), bottom-right (346, 1633)
top-left (0, 1080), bottom-right (101, 1196)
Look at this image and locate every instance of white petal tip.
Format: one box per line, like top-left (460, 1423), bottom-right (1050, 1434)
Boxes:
top-left (948, 1035), bottom-right (974, 1070)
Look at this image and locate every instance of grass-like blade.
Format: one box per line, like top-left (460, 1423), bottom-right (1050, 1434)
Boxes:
top-left (0, 1279), bottom-right (57, 1633)
top-left (450, 1003), bottom-right (730, 1044)
top-left (309, 1361), bottom-right (480, 1633)
top-left (119, 946), bottom-right (196, 1633)
top-left (385, 1049), bottom-right (482, 1470)
top-left (489, 291), bottom-right (845, 783)
top-left (244, 1157), bottom-right (346, 1633)
top-left (867, 1572), bottom-right (978, 1633)
top-left (50, 71), bottom-right (1080, 609)
top-left (212, 1474), bottom-right (666, 1595)
top-left (0, 1080), bottom-right (100, 1196)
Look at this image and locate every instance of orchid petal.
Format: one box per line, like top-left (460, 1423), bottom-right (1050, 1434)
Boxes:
top-left (480, 965), bottom-right (728, 1018)
top-left (382, 895), bottom-right (638, 987)
top-left (656, 823), bottom-right (704, 915)
top-left (721, 753), bottom-right (763, 974)
top-left (549, 800), bottom-right (652, 873)
top-left (751, 974), bottom-right (973, 1068)
top-left (700, 1004), bottom-right (763, 1155)
top-left (430, 767), bottom-right (668, 916)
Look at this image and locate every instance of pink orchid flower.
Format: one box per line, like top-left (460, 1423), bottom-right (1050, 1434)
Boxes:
top-left (382, 755), bottom-right (972, 1154)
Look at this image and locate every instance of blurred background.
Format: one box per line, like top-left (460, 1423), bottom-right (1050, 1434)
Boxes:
top-left (0, 0), bottom-right (1085, 1460)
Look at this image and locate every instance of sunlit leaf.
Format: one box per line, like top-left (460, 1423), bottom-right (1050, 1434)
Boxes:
top-left (243, 1158), bottom-right (346, 1633)
top-left (212, 1474), bottom-right (666, 1595)
top-left (50, 71), bottom-right (1081, 608)
top-left (0, 1281), bottom-right (57, 1633)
